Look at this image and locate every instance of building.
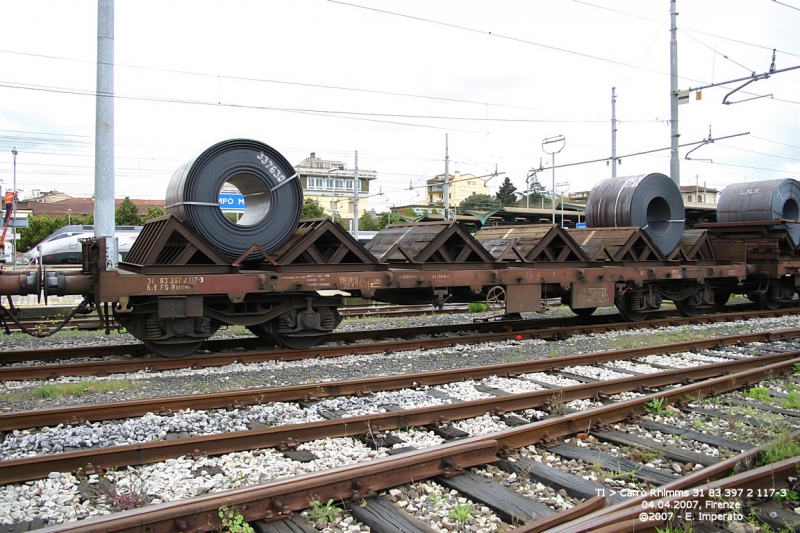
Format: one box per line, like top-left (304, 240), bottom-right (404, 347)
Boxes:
top-left (680, 185), bottom-right (718, 204)
top-left (15, 196), bottom-right (165, 219)
top-left (25, 190), bottom-right (72, 203)
top-left (426, 172), bottom-right (490, 207)
top-left (295, 152), bottom-right (377, 231)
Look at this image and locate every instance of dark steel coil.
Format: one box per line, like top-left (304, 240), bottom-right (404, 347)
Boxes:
top-left (717, 178), bottom-right (800, 245)
top-left (585, 173), bottom-right (685, 254)
top-left (165, 139), bottom-right (303, 261)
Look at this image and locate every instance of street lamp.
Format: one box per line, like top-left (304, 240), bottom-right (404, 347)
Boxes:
top-left (542, 135), bottom-right (565, 224)
top-left (67, 209), bottom-right (72, 226)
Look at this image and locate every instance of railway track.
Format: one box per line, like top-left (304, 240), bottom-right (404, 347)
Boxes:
top-left (0, 304), bottom-right (472, 335)
top-left (1, 305), bottom-right (797, 382)
top-left (2, 331), bottom-right (800, 532)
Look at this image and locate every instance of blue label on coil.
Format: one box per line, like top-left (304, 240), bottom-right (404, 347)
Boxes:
top-left (218, 194), bottom-right (245, 210)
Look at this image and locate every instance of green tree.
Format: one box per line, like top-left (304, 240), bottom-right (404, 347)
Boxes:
top-left (358, 211), bottom-right (379, 231)
top-left (115, 197), bottom-right (142, 225)
top-left (302, 199), bottom-right (326, 219)
top-left (144, 206), bottom-right (165, 221)
top-left (520, 174), bottom-right (549, 208)
top-left (495, 176), bottom-right (518, 206)
top-left (17, 215), bottom-right (59, 252)
top-left (459, 193), bottom-right (500, 212)
top-left (376, 211), bottom-right (400, 229)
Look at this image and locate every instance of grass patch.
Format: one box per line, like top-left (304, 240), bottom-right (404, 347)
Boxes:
top-left (468, 302), bottom-right (487, 313)
top-left (744, 386), bottom-right (771, 403)
top-left (32, 379), bottom-right (137, 399)
top-left (757, 431), bottom-right (800, 466)
top-left (448, 504), bottom-right (474, 524)
top-left (307, 498), bottom-right (342, 523)
top-left (644, 397), bottom-right (673, 416)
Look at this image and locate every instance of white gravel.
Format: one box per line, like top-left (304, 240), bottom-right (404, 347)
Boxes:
top-left (2, 309), bottom-right (800, 529)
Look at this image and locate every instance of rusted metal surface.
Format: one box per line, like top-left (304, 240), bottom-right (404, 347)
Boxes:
top-left (507, 496), bottom-right (605, 533)
top-left (546, 430), bottom-right (800, 532)
top-left (119, 215), bottom-right (234, 275)
top-left (475, 225), bottom-right (589, 263)
top-left (257, 218), bottom-right (380, 272)
top-left (668, 229), bottom-right (717, 262)
top-left (365, 222), bottom-right (496, 266)
top-left (33, 440), bottom-right (499, 533)
top-left (1, 312), bottom-right (796, 382)
top-left (3, 352), bottom-right (797, 483)
top-left (567, 227), bottom-right (664, 262)
top-left (5, 328), bottom-right (797, 431)
top-left (548, 449), bottom-right (800, 533)
top-left (25, 359), bottom-right (800, 533)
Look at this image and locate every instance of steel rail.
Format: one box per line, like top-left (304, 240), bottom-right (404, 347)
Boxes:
top-left (1, 307), bottom-right (798, 380)
top-left (0, 309), bottom-right (636, 364)
top-left (2, 328), bottom-right (799, 431)
top-left (2, 304), bottom-right (472, 334)
top-left (0, 302), bottom-right (785, 365)
top-left (544, 448), bottom-right (800, 533)
top-left (25, 358), bottom-right (800, 533)
top-left (543, 429), bottom-right (800, 533)
top-left (32, 439), bottom-right (500, 533)
top-left (2, 352), bottom-right (798, 484)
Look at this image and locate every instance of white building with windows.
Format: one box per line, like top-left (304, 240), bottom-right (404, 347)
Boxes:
top-left (295, 152), bottom-right (377, 229)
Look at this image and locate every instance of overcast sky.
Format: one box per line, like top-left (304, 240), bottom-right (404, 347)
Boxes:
top-left (0, 0), bottom-right (798, 213)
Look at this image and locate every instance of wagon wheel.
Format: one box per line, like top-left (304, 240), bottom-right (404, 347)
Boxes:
top-left (486, 286), bottom-right (507, 310)
top-left (143, 339), bottom-right (205, 358)
top-left (675, 299), bottom-right (701, 317)
top-left (616, 291), bottom-right (648, 322)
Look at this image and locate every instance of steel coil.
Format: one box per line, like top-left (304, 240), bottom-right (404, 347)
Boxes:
top-left (717, 179), bottom-right (800, 245)
top-left (165, 139), bottom-right (303, 261)
top-left (585, 173), bottom-right (685, 254)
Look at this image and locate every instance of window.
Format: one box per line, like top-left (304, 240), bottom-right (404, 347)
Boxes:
top-left (687, 195), bottom-right (692, 202)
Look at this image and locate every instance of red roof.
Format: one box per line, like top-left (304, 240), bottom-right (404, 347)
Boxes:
top-left (17, 198), bottom-right (166, 218)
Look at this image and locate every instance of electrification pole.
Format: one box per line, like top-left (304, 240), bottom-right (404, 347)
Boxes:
top-left (95, 0), bottom-right (117, 266)
top-left (542, 135), bottom-right (565, 224)
top-left (444, 134), bottom-right (452, 221)
top-left (669, 0), bottom-right (680, 186)
top-left (611, 87), bottom-right (617, 178)
top-left (352, 151), bottom-right (359, 239)
top-left (11, 147), bottom-right (17, 271)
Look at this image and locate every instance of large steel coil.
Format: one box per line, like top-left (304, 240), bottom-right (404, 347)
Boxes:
top-left (585, 173), bottom-right (685, 254)
top-left (717, 179), bottom-right (800, 245)
top-left (165, 139), bottom-right (303, 262)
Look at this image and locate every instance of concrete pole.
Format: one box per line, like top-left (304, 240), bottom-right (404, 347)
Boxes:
top-left (611, 87), bottom-right (617, 178)
top-left (95, 0), bottom-right (117, 267)
top-left (352, 151), bottom-right (359, 240)
top-left (444, 134), bottom-right (450, 220)
top-left (11, 148), bottom-right (17, 271)
top-left (669, 0), bottom-right (680, 186)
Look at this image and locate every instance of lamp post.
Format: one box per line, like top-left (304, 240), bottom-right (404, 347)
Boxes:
top-left (67, 209), bottom-right (72, 226)
top-left (542, 135), bottom-right (565, 224)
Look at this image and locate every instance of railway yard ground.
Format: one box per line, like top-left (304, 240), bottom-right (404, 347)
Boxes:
top-left (2, 301), bottom-right (800, 533)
